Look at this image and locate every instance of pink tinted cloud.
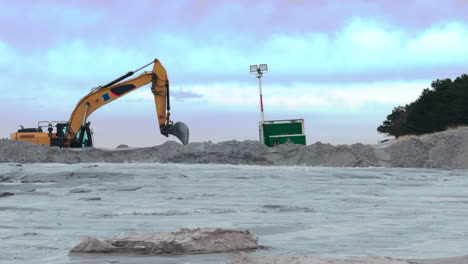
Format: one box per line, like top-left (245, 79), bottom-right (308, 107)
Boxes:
top-left (2, 0), bottom-right (468, 52)
top-left (1, 0), bottom-right (468, 85)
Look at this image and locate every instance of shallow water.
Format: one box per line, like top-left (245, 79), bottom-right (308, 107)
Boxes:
top-left (1, 163), bottom-right (467, 264)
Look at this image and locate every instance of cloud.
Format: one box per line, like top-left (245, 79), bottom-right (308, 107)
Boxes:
top-left (2, 9), bottom-right (468, 84)
top-left (3, 0), bottom-right (468, 51)
top-left (157, 19), bottom-right (468, 83)
top-left (124, 80), bottom-right (427, 113)
top-left (1, 3), bottom-right (467, 120)
top-left (171, 88), bottom-right (203, 100)
top-left (250, 19), bottom-right (468, 82)
top-left (1, 16), bottom-right (465, 115)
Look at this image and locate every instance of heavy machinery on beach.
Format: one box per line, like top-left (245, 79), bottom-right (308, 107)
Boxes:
top-left (10, 59), bottom-right (189, 147)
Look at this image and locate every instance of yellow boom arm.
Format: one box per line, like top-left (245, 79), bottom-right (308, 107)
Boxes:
top-left (65, 59), bottom-right (188, 147)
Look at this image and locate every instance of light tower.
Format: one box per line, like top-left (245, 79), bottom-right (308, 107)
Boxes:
top-left (250, 64), bottom-right (268, 124)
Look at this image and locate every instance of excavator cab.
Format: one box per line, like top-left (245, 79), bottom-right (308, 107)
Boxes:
top-left (48, 123), bottom-right (66, 148)
top-left (56, 122), bottom-right (68, 138)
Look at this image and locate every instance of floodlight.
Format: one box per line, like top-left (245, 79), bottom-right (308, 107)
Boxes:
top-left (250, 65), bottom-right (258, 72)
top-left (259, 64), bottom-right (268, 71)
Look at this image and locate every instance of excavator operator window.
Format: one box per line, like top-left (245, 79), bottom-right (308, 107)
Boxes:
top-left (56, 123), bottom-right (68, 138)
top-left (82, 129), bottom-right (89, 147)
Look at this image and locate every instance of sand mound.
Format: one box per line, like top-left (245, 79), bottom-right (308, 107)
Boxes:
top-left (70, 228), bottom-right (265, 255)
top-left (70, 236), bottom-right (117, 253)
top-left (230, 254), bottom-right (409, 264)
top-left (230, 254), bottom-right (468, 264)
top-left (3, 127), bottom-right (468, 168)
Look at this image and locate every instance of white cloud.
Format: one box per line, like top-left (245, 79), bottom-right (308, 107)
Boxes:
top-left (405, 22), bottom-right (468, 65)
top-left (13, 17), bottom-right (458, 82)
top-left (0, 18), bottom-right (466, 115)
top-left (0, 41), bottom-right (15, 65)
top-left (124, 80), bottom-right (428, 112)
top-left (254, 19), bottom-right (468, 76)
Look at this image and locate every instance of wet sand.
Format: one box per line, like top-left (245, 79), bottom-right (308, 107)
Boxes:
top-left (1, 163), bottom-right (468, 263)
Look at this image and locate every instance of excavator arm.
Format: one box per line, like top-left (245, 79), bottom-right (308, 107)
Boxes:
top-left (65, 59), bottom-right (189, 147)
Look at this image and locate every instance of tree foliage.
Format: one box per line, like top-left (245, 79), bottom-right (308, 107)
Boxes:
top-left (377, 74), bottom-right (468, 138)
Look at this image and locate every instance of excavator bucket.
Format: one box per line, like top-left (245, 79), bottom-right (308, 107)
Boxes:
top-left (167, 121), bottom-right (189, 145)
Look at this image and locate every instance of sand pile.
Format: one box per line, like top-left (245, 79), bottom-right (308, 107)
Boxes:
top-left (230, 254), bottom-right (410, 264)
top-left (70, 228), bottom-right (265, 255)
top-left (229, 254), bottom-right (468, 264)
top-left (3, 127), bottom-right (468, 168)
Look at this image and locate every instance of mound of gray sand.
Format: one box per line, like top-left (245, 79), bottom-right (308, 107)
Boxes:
top-left (70, 228), bottom-right (264, 255)
top-left (229, 254), bottom-right (468, 264)
top-left (3, 127), bottom-right (468, 168)
top-left (230, 254), bottom-right (410, 264)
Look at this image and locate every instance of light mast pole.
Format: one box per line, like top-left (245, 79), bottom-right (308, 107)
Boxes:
top-left (250, 64), bottom-right (268, 142)
top-left (257, 69), bottom-right (265, 124)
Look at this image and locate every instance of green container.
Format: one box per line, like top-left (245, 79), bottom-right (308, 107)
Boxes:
top-left (260, 119), bottom-right (306, 147)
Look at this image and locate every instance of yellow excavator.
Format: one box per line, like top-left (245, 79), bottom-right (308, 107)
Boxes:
top-left (10, 59), bottom-right (189, 147)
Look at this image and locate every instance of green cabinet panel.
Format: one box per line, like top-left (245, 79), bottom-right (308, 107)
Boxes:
top-left (269, 134), bottom-right (306, 146)
top-left (260, 119), bottom-right (306, 147)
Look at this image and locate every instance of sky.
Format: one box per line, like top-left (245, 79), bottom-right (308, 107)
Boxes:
top-left (1, 0), bottom-right (468, 148)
